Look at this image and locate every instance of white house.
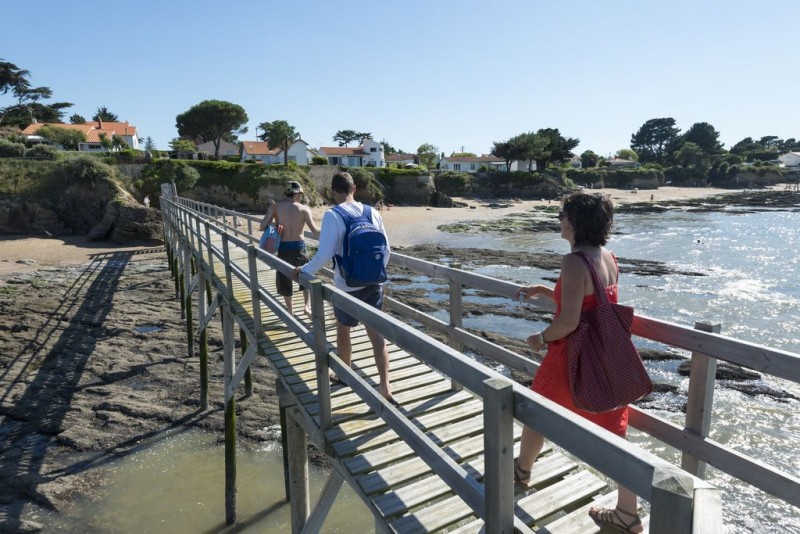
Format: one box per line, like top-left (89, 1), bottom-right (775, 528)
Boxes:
top-left (318, 139), bottom-right (385, 167)
top-left (240, 139), bottom-right (314, 164)
top-left (439, 155), bottom-right (510, 173)
top-left (778, 152), bottom-right (800, 168)
top-left (605, 158), bottom-right (641, 168)
top-left (22, 120), bottom-right (140, 152)
top-left (386, 153), bottom-right (418, 167)
top-left (197, 140), bottom-right (240, 158)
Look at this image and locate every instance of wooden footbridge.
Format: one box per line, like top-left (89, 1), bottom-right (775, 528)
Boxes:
top-left (160, 190), bottom-right (800, 533)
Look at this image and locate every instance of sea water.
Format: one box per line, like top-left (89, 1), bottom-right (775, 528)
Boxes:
top-left (454, 207), bottom-right (800, 533)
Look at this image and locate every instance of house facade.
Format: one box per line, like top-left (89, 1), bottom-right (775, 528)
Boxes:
top-left (386, 153), bottom-right (418, 167)
top-left (318, 139), bottom-right (385, 167)
top-left (197, 140), bottom-right (240, 158)
top-left (778, 152), bottom-right (800, 168)
top-left (439, 155), bottom-right (508, 173)
top-left (22, 120), bottom-right (140, 152)
top-left (241, 139), bottom-right (314, 164)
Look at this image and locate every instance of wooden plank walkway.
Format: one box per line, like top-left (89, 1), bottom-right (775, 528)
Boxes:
top-left (210, 236), bottom-right (635, 533)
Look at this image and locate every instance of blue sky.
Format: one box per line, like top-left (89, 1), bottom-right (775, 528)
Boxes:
top-left (2, 0), bottom-right (797, 157)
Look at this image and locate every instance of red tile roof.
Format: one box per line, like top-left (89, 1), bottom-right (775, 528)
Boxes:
top-left (22, 121), bottom-right (138, 143)
top-left (319, 146), bottom-right (368, 156)
top-left (442, 155), bottom-right (504, 163)
top-left (386, 153), bottom-right (417, 161)
top-left (241, 141), bottom-right (277, 155)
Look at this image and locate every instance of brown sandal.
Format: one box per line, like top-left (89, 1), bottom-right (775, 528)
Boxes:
top-left (513, 458), bottom-right (531, 486)
top-left (589, 506), bottom-right (642, 533)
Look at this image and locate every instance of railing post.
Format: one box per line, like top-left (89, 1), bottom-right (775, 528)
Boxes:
top-left (309, 279), bottom-right (331, 432)
top-left (287, 406), bottom-right (310, 534)
top-left (449, 263), bottom-right (464, 391)
top-left (483, 378), bottom-right (514, 534)
top-left (650, 466), bottom-right (722, 534)
top-left (681, 321), bottom-right (721, 478)
top-left (197, 269), bottom-right (209, 410)
top-left (222, 304), bottom-right (237, 525)
top-left (183, 246), bottom-right (194, 358)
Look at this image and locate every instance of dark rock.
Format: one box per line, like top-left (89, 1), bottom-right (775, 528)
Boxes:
top-left (677, 360), bottom-right (761, 381)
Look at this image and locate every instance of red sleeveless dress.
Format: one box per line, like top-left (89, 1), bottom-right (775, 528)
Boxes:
top-left (530, 276), bottom-right (629, 437)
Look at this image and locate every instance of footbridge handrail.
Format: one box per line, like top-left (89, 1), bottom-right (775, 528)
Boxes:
top-left (162, 195), bottom-right (734, 532)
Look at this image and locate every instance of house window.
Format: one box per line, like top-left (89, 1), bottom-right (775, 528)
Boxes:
top-left (329, 156), bottom-right (341, 165)
top-left (289, 155), bottom-right (297, 162)
top-left (470, 163), bottom-right (476, 171)
top-left (453, 164), bottom-right (461, 171)
top-left (370, 147), bottom-right (377, 152)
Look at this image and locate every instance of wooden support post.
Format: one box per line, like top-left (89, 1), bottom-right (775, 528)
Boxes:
top-left (309, 279), bottom-right (332, 432)
top-left (184, 247), bottom-right (194, 358)
top-left (223, 305), bottom-right (237, 525)
top-left (287, 407), bottom-right (310, 534)
top-left (301, 470), bottom-right (344, 534)
top-left (204, 222), bottom-right (214, 276)
top-left (681, 321), bottom-right (721, 478)
top-left (483, 378), bottom-right (514, 534)
top-left (650, 466), bottom-right (722, 534)
top-left (449, 263), bottom-right (464, 391)
top-left (278, 379), bottom-right (291, 501)
top-left (198, 270), bottom-right (209, 410)
top-left (179, 260), bottom-right (186, 319)
top-left (240, 328), bottom-right (253, 397)
top-left (174, 255), bottom-right (181, 301)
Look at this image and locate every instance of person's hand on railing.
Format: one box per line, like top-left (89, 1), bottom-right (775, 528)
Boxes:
top-left (515, 284), bottom-right (552, 302)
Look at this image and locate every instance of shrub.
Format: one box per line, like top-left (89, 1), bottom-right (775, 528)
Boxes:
top-left (0, 138), bottom-right (26, 157)
top-left (25, 144), bottom-right (58, 160)
top-left (435, 171), bottom-right (472, 196)
top-left (311, 155), bottom-right (328, 165)
top-left (50, 156), bottom-right (118, 187)
top-left (174, 164), bottom-right (201, 192)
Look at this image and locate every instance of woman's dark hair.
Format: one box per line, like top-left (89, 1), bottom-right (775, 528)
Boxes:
top-left (561, 192), bottom-right (614, 246)
top-left (331, 171), bottom-right (356, 194)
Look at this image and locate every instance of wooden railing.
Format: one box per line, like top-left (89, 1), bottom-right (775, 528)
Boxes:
top-left (158, 195), bottom-right (756, 532)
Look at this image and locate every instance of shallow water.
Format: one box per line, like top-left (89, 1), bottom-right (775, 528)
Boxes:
top-left (38, 429), bottom-right (373, 533)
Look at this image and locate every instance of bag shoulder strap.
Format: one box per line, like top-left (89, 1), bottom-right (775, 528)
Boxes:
top-left (572, 251), bottom-right (610, 306)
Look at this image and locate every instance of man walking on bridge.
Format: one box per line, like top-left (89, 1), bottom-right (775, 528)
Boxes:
top-left (260, 181), bottom-right (320, 317)
top-left (293, 172), bottom-right (396, 404)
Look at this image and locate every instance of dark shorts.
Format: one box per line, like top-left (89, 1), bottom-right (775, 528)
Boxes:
top-left (334, 285), bottom-right (384, 327)
top-left (276, 244), bottom-right (308, 297)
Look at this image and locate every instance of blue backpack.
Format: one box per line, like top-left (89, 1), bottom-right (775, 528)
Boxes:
top-left (332, 205), bottom-right (389, 286)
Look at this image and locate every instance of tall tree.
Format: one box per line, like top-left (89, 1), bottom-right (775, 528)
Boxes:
top-left (36, 125), bottom-right (86, 150)
top-left (175, 100), bottom-right (248, 158)
top-left (380, 139), bottom-right (399, 155)
top-left (258, 120), bottom-right (299, 165)
top-left (673, 141), bottom-right (705, 168)
top-left (169, 138), bottom-right (196, 153)
top-left (614, 148), bottom-right (638, 161)
top-left (92, 106), bottom-right (118, 122)
top-left (0, 59), bottom-right (73, 127)
top-left (333, 129), bottom-right (360, 147)
top-left (144, 136), bottom-right (156, 151)
top-left (416, 143), bottom-right (439, 169)
top-left (581, 150), bottom-right (599, 168)
top-left (69, 113), bottom-right (86, 124)
top-left (630, 118), bottom-right (681, 165)
top-left (534, 128), bottom-right (579, 170)
top-left (682, 122), bottom-right (723, 154)
top-left (490, 140), bottom-right (514, 171)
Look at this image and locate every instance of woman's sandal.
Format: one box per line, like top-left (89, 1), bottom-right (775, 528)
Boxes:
top-left (513, 458), bottom-right (531, 486)
top-left (588, 506), bottom-right (642, 533)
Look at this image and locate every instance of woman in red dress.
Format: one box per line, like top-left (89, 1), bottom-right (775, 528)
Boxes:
top-left (514, 192), bottom-right (642, 533)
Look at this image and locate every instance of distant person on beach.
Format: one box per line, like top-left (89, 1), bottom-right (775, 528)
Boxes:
top-left (293, 172), bottom-right (396, 404)
top-left (143, 195), bottom-right (150, 208)
top-left (260, 181), bottom-right (320, 317)
top-left (514, 192), bottom-right (643, 533)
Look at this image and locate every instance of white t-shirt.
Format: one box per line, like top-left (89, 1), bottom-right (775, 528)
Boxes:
top-left (300, 201), bottom-right (390, 291)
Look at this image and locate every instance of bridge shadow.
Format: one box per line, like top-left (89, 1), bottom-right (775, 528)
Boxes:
top-left (0, 248), bottom-right (182, 531)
